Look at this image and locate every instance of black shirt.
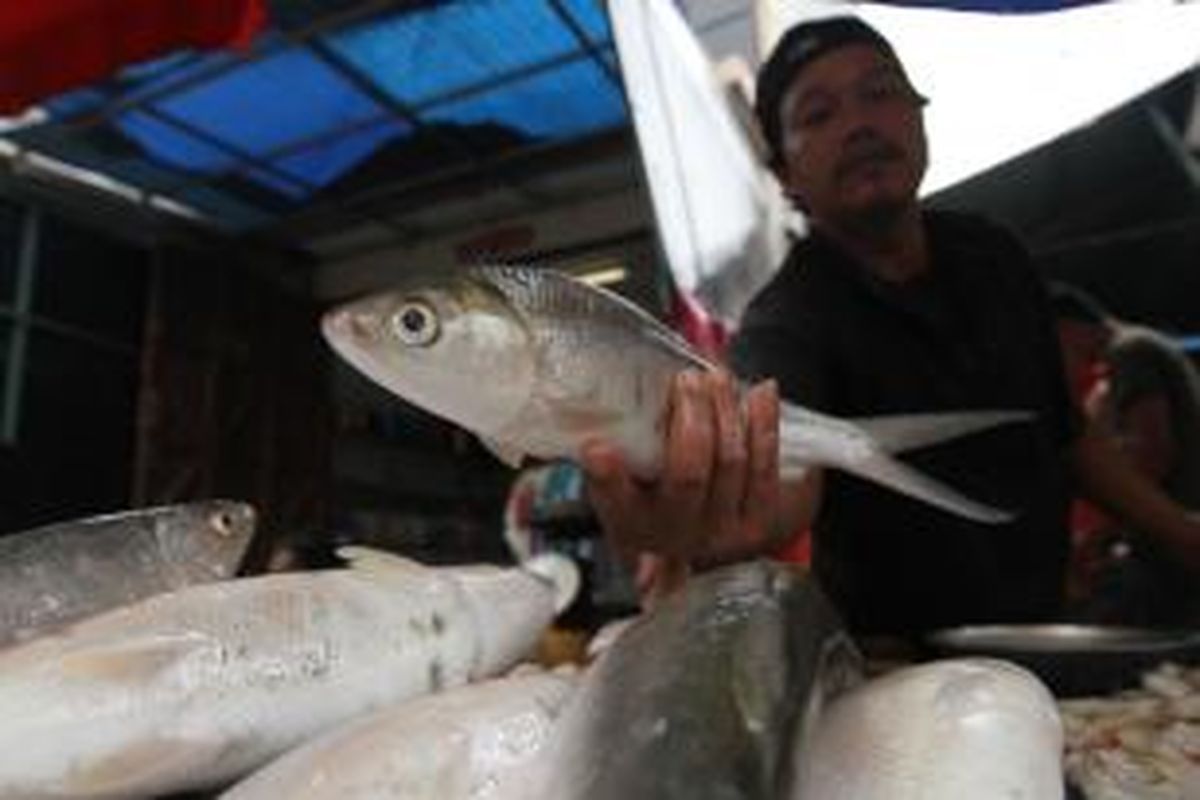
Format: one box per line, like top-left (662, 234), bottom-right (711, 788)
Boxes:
top-left (731, 210), bottom-right (1078, 635)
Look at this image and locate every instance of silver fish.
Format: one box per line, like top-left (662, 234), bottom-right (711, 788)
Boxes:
top-left (0, 547), bottom-right (576, 799)
top-left (322, 266), bottom-right (1028, 522)
top-left (221, 669), bottom-right (578, 800)
top-left (0, 499), bottom-right (255, 646)
top-left (791, 658), bottom-right (1063, 799)
top-left (526, 559), bottom-right (862, 799)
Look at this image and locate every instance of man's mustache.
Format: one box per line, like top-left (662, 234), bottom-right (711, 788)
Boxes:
top-left (834, 136), bottom-right (905, 180)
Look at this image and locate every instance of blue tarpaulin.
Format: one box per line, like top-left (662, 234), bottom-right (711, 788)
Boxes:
top-left (1, 0), bottom-right (1117, 233)
top-left (6, 0), bottom-right (626, 230)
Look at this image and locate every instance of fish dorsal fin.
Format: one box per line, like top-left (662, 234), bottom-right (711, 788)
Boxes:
top-left (478, 434), bottom-right (527, 468)
top-left (336, 545), bottom-right (431, 576)
top-left (66, 737), bottom-right (226, 795)
top-left (58, 634), bottom-right (202, 684)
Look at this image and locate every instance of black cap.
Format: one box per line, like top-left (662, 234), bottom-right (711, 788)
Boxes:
top-left (755, 16), bottom-right (903, 168)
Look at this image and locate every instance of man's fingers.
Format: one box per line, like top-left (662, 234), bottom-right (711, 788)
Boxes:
top-left (581, 440), bottom-right (641, 564)
top-left (744, 379), bottom-right (782, 532)
top-left (660, 370), bottom-right (714, 553)
top-left (707, 370), bottom-right (749, 523)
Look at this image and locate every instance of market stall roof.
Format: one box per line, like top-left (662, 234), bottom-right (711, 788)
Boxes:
top-left (0, 0), bottom-right (1191, 269)
top-left (0, 0), bottom-right (627, 243)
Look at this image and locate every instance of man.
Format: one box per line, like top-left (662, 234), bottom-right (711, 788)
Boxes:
top-left (1049, 282), bottom-right (1200, 624)
top-left (582, 16), bottom-right (1200, 635)
top-left (1048, 282), bottom-right (1114, 410)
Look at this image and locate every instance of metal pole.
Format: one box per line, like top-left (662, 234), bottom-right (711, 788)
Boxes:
top-left (2, 207), bottom-right (39, 443)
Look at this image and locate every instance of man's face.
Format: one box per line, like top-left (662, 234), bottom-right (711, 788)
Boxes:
top-left (776, 44), bottom-right (928, 227)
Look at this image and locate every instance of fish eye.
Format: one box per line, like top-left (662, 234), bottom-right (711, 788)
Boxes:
top-left (210, 512), bottom-right (234, 538)
top-left (391, 301), bottom-right (440, 347)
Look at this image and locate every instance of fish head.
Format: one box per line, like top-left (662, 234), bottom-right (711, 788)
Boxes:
top-left (446, 556), bottom-right (577, 678)
top-left (322, 273), bottom-right (538, 438)
top-left (154, 500), bottom-right (256, 581)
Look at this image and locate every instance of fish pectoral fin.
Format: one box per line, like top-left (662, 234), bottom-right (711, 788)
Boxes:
top-left (479, 435), bottom-right (527, 468)
top-left (842, 452), bottom-right (1016, 524)
top-left (58, 635), bottom-right (203, 683)
top-left (68, 737), bottom-right (225, 795)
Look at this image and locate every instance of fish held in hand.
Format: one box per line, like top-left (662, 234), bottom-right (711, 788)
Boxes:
top-left (0, 499), bottom-right (255, 646)
top-left (0, 547), bottom-right (576, 799)
top-left (323, 266), bottom-right (1030, 522)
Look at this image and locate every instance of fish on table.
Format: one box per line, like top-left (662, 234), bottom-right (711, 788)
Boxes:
top-left (221, 668), bottom-right (578, 800)
top-left (323, 266), bottom-right (1031, 523)
top-left (526, 559), bottom-right (862, 800)
top-left (0, 547), bottom-right (576, 799)
top-left (792, 658), bottom-right (1064, 799)
top-left (0, 499), bottom-right (256, 646)
top-left (515, 560), bottom-right (1063, 800)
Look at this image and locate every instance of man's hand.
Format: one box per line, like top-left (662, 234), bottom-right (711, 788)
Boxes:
top-left (580, 369), bottom-right (784, 570)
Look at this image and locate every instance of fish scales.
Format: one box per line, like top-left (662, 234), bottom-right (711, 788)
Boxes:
top-left (483, 268), bottom-right (701, 467)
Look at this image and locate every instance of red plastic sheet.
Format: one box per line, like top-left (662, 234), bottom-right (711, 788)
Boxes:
top-left (0, 0), bottom-right (267, 114)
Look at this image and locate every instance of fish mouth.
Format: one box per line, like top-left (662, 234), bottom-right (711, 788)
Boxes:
top-left (321, 307), bottom-right (362, 344)
top-left (322, 307), bottom-right (388, 363)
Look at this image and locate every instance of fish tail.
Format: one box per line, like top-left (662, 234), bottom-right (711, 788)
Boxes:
top-left (523, 553), bottom-right (581, 615)
top-left (844, 410), bottom-right (1032, 453)
top-left (776, 404), bottom-right (1023, 522)
top-left (849, 410), bottom-right (1033, 454)
top-left (780, 445), bottom-right (1014, 523)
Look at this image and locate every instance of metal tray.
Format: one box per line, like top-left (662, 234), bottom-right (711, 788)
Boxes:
top-left (925, 624), bottom-right (1200, 697)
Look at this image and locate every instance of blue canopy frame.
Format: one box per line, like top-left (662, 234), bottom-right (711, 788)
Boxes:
top-left (5, 0), bottom-right (627, 233)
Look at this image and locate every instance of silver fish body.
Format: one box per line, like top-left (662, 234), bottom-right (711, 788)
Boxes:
top-left (791, 658), bottom-right (1064, 799)
top-left (325, 265), bottom-right (697, 476)
top-left (0, 547), bottom-right (572, 799)
top-left (0, 499), bottom-right (255, 646)
top-left (527, 559), bottom-right (862, 800)
top-left (222, 670), bottom-right (577, 800)
top-left (323, 267), bottom-right (1029, 523)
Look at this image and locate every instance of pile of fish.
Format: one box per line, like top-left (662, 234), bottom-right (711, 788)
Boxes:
top-left (522, 560), bottom-right (1065, 800)
top-left (1060, 662), bottom-right (1200, 800)
top-left (0, 505), bottom-right (1068, 799)
top-left (0, 504), bottom-right (577, 799)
